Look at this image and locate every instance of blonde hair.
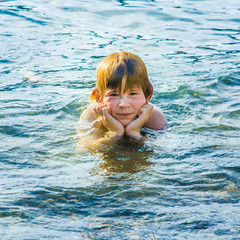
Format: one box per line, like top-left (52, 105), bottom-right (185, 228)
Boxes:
top-left (90, 51), bottom-right (153, 101)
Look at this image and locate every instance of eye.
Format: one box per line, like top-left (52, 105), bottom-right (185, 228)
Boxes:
top-left (130, 92), bottom-right (137, 96)
top-left (109, 93), bottom-right (119, 97)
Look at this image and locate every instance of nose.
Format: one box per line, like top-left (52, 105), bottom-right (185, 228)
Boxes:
top-left (119, 95), bottom-right (130, 108)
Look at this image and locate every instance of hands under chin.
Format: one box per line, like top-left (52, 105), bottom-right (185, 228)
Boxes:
top-left (94, 103), bottom-right (154, 139)
top-left (125, 104), bottom-right (154, 139)
top-left (94, 103), bottom-right (124, 136)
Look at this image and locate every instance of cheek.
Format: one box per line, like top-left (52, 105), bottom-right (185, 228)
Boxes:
top-left (103, 98), bottom-right (117, 111)
top-left (103, 97), bottom-right (110, 104)
top-left (133, 99), bottom-right (146, 109)
top-left (103, 98), bottom-right (111, 107)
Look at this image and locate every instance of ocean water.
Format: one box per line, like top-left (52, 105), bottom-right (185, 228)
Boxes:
top-left (0, 0), bottom-right (240, 239)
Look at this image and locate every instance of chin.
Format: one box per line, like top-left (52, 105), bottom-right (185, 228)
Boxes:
top-left (119, 119), bottom-right (132, 127)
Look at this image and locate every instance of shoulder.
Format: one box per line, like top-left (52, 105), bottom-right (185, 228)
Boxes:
top-left (144, 105), bottom-right (167, 130)
top-left (79, 102), bottom-right (98, 122)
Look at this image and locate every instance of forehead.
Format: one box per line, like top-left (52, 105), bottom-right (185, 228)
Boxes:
top-left (108, 78), bottom-right (142, 91)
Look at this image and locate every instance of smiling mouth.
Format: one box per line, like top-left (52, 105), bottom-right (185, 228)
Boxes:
top-left (117, 113), bottom-right (133, 118)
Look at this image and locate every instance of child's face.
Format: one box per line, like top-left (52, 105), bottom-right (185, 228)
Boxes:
top-left (102, 86), bottom-right (150, 127)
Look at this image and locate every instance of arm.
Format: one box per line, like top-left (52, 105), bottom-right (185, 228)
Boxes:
top-left (94, 103), bottom-right (125, 136)
top-left (125, 104), bottom-right (154, 139)
top-left (79, 102), bottom-right (124, 136)
top-left (77, 103), bottom-right (124, 149)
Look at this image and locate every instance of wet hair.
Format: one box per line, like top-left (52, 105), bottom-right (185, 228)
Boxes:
top-left (90, 51), bottom-right (153, 101)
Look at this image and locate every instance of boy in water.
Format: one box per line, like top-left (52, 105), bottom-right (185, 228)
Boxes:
top-left (79, 51), bottom-right (167, 144)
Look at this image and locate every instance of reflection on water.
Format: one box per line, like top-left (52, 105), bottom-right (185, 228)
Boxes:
top-left (90, 136), bottom-right (154, 177)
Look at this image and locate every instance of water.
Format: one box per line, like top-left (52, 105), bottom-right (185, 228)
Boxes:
top-left (0, 0), bottom-right (240, 239)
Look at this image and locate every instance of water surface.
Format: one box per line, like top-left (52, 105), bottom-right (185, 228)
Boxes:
top-left (0, 0), bottom-right (240, 239)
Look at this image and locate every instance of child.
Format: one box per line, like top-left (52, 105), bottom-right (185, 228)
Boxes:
top-left (79, 51), bottom-right (167, 145)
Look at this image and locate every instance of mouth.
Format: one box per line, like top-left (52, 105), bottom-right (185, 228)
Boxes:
top-left (116, 113), bottom-right (133, 118)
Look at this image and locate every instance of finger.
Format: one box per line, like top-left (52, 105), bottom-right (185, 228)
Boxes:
top-left (137, 108), bottom-right (142, 117)
top-left (93, 106), bottom-right (101, 116)
top-left (102, 106), bottom-right (110, 115)
top-left (147, 104), bottom-right (154, 114)
top-left (94, 103), bottom-right (106, 115)
top-left (137, 107), bottom-right (146, 116)
top-left (102, 107), bottom-right (113, 121)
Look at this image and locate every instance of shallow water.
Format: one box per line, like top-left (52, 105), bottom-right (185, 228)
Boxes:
top-left (0, 0), bottom-right (240, 239)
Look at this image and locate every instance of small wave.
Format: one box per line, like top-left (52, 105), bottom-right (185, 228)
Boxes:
top-left (0, 9), bottom-right (48, 26)
top-left (218, 72), bottom-right (240, 86)
top-left (0, 59), bottom-right (15, 64)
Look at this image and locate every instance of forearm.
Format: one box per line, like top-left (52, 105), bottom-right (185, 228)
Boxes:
top-left (124, 130), bottom-right (142, 140)
top-left (109, 128), bottom-right (125, 136)
top-left (124, 118), bottom-right (146, 139)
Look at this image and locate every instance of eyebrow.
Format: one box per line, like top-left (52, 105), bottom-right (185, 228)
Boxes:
top-left (128, 88), bottom-right (142, 92)
top-left (106, 88), bottom-right (142, 94)
top-left (106, 89), bottom-right (119, 93)
top-left (130, 88), bottom-right (141, 91)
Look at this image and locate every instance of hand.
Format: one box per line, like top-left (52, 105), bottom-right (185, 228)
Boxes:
top-left (94, 103), bottom-right (124, 136)
top-left (125, 104), bottom-right (154, 139)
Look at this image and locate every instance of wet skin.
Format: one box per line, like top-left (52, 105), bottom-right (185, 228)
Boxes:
top-left (94, 86), bottom-right (153, 139)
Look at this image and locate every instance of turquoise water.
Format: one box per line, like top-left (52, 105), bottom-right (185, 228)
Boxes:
top-left (0, 0), bottom-right (240, 239)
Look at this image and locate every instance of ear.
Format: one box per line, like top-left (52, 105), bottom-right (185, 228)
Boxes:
top-left (146, 95), bottom-right (151, 104)
top-left (93, 88), bottom-right (101, 103)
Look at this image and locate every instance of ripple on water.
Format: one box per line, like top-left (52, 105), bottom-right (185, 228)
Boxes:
top-left (218, 72), bottom-right (240, 86)
top-left (0, 8), bottom-right (48, 26)
top-left (1, 0), bottom-right (240, 239)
